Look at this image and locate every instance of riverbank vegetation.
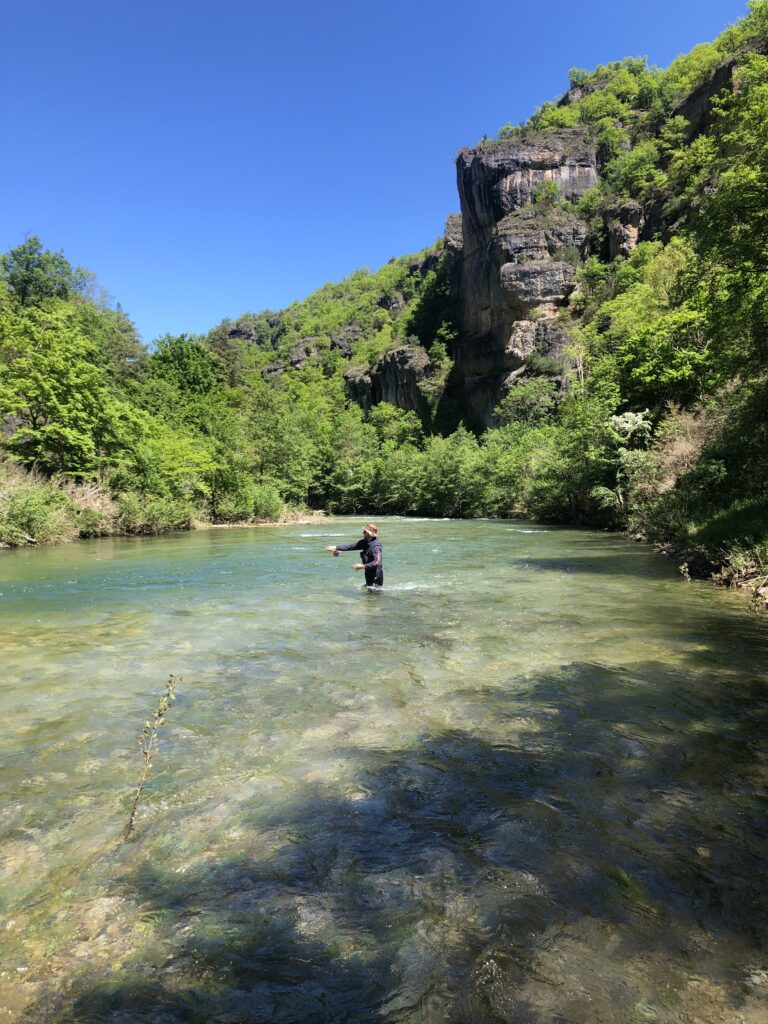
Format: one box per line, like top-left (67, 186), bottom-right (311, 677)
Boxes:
top-left (1, 2), bottom-right (766, 592)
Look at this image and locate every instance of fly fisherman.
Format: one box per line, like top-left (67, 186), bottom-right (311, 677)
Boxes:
top-left (325, 523), bottom-right (383, 589)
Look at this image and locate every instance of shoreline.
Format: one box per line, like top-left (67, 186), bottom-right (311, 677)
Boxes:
top-left (0, 512), bottom-right (329, 550)
top-left (654, 541), bottom-right (768, 613)
top-left (195, 512), bottom-right (327, 530)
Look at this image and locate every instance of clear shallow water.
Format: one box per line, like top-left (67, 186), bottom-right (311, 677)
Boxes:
top-left (1, 518), bottom-right (767, 1023)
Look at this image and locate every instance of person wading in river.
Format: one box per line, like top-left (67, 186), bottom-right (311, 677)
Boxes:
top-left (324, 523), bottom-right (383, 589)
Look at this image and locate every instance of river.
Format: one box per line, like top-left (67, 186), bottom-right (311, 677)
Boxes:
top-left (1, 518), bottom-right (767, 1022)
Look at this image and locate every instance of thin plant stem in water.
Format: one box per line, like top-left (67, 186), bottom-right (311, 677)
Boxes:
top-left (123, 675), bottom-right (179, 841)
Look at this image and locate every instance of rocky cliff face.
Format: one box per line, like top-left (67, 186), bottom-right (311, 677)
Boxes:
top-left (673, 57), bottom-right (738, 141)
top-left (344, 346), bottom-right (444, 428)
top-left (214, 54), bottom-right (751, 438)
top-left (450, 129), bottom-right (598, 427)
top-left (345, 59), bottom-right (748, 432)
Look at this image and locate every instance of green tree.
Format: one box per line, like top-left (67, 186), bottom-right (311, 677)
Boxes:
top-left (150, 334), bottom-right (224, 394)
top-left (495, 378), bottom-right (559, 426)
top-left (324, 408), bottom-right (378, 512)
top-left (0, 304), bottom-right (136, 475)
top-left (368, 403), bottom-right (424, 447)
top-left (694, 54), bottom-right (768, 368)
top-left (419, 427), bottom-right (484, 517)
top-left (79, 303), bottom-right (148, 384)
top-left (1, 236), bottom-right (78, 307)
top-left (521, 396), bottom-right (622, 523)
top-left (371, 443), bottom-right (425, 513)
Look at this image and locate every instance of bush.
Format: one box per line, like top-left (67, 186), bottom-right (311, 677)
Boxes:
top-left (213, 475), bottom-right (284, 522)
top-left (526, 352), bottom-right (565, 376)
top-left (117, 492), bottom-right (196, 534)
top-left (252, 483), bottom-right (284, 521)
top-left (495, 378), bottom-right (559, 425)
top-left (370, 443), bottom-right (425, 513)
top-left (606, 141), bottom-right (667, 199)
top-left (214, 477), bottom-right (260, 523)
top-left (419, 428), bottom-right (485, 517)
top-left (59, 479), bottom-right (118, 537)
top-left (0, 463), bottom-right (78, 545)
top-left (714, 540), bottom-right (768, 588)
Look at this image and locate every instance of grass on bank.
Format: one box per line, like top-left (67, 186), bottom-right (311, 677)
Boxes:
top-left (0, 459), bottom-right (293, 548)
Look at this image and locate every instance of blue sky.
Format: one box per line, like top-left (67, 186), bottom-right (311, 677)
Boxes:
top-left (0, 0), bottom-right (751, 343)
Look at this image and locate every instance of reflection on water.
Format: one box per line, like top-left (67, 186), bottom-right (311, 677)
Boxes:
top-left (1, 519), bottom-right (767, 1022)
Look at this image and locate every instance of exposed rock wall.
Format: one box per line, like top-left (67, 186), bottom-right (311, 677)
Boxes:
top-left (223, 55), bottom-right (753, 436)
top-left (344, 347), bottom-right (442, 428)
top-left (345, 62), bottom-right (750, 432)
top-left (673, 57), bottom-right (737, 141)
top-left (451, 129), bottom-right (597, 427)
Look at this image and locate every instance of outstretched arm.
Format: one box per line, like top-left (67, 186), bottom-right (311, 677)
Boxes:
top-left (324, 540), bottom-right (364, 554)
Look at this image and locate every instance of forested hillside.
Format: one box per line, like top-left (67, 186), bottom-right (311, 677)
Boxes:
top-left (1, 1), bottom-right (766, 590)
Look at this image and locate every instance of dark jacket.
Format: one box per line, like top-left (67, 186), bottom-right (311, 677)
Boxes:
top-left (336, 537), bottom-right (383, 586)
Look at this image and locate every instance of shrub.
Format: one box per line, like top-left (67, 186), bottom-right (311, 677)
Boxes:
top-left (59, 479), bottom-right (118, 537)
top-left (117, 492), bottom-right (196, 534)
top-left (252, 483), bottom-right (284, 521)
top-left (0, 463), bottom-right (78, 545)
top-left (214, 477), bottom-right (260, 523)
top-left (606, 141), bottom-right (667, 199)
top-left (555, 244), bottom-right (582, 267)
top-left (526, 352), bottom-right (565, 376)
top-left (496, 378), bottom-right (559, 426)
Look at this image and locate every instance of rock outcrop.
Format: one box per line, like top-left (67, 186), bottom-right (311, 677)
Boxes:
top-left (344, 346), bottom-right (443, 428)
top-left (673, 57), bottom-right (738, 141)
top-left (604, 199), bottom-right (644, 259)
top-left (329, 325), bottom-right (362, 358)
top-left (451, 129), bottom-right (597, 426)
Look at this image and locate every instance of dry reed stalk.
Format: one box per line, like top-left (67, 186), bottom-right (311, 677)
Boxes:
top-left (123, 676), bottom-right (179, 841)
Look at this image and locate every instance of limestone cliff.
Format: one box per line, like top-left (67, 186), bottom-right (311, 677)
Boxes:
top-left (344, 346), bottom-right (445, 429)
top-left (207, 43), bottom-right (755, 441)
top-left (450, 129), bottom-right (598, 426)
top-left (338, 57), bottom-right (748, 432)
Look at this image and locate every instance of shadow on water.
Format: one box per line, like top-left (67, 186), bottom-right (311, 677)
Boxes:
top-left (22, 654), bottom-right (768, 1024)
top-left (505, 552), bottom-right (673, 579)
